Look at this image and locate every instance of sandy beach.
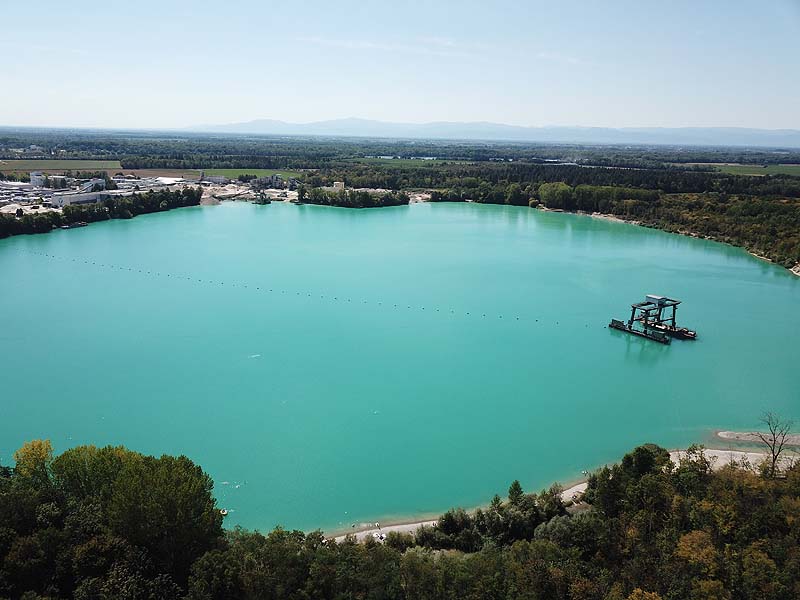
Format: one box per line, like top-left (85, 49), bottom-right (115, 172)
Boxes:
top-left (583, 211), bottom-right (639, 225)
top-left (332, 446), bottom-right (793, 543)
top-left (717, 430), bottom-right (800, 446)
top-left (535, 205), bottom-right (639, 226)
top-left (334, 481), bottom-right (591, 543)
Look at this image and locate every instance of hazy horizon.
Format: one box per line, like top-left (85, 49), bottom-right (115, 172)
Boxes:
top-left (192, 118), bottom-right (800, 133)
top-left (3, 0), bottom-right (800, 130)
top-left (4, 118), bottom-right (800, 133)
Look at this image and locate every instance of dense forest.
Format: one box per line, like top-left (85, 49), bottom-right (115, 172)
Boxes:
top-left (3, 129), bottom-right (800, 168)
top-left (1, 441), bottom-right (797, 600)
top-left (0, 188), bottom-right (203, 239)
top-left (306, 162), bottom-right (800, 197)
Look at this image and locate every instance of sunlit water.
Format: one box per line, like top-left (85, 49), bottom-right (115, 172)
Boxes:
top-left (1, 202), bottom-right (798, 532)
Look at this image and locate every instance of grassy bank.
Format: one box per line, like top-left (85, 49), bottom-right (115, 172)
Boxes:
top-left (688, 164), bottom-right (800, 176)
top-left (0, 159), bottom-right (122, 173)
top-left (202, 168), bottom-right (305, 179)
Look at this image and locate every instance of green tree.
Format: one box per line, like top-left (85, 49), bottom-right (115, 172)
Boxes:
top-left (13, 440), bottom-right (53, 486)
top-left (538, 182), bottom-right (574, 210)
top-left (508, 480), bottom-right (524, 505)
top-left (505, 183), bottom-right (525, 206)
top-left (106, 454), bottom-right (223, 584)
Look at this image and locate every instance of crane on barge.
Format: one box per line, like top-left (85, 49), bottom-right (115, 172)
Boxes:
top-left (609, 295), bottom-right (697, 344)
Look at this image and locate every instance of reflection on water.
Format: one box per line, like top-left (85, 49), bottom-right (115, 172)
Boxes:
top-left (609, 328), bottom-right (671, 366)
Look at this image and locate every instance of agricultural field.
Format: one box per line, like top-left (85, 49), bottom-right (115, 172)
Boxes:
top-left (714, 163), bottom-right (800, 176)
top-left (202, 168), bottom-right (306, 180)
top-left (680, 162), bottom-right (800, 176)
top-left (125, 169), bottom-right (202, 180)
top-left (0, 159), bottom-right (122, 173)
top-left (0, 163), bottom-right (306, 182)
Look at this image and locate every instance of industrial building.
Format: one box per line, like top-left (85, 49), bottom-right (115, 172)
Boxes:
top-left (252, 174), bottom-right (285, 189)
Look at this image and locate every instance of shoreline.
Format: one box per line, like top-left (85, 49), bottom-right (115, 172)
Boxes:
top-left (561, 207), bottom-right (800, 278)
top-left (330, 443), bottom-right (789, 542)
top-left (5, 193), bottom-right (797, 277)
top-left (332, 480), bottom-right (591, 543)
top-left (716, 429), bottom-right (800, 446)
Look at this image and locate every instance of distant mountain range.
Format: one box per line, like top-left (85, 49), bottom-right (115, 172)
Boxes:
top-left (188, 118), bottom-right (800, 147)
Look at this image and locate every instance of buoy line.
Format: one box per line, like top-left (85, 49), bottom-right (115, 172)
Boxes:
top-left (8, 250), bottom-right (618, 326)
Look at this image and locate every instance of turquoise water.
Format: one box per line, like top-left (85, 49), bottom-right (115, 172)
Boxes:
top-left (1, 202), bottom-right (798, 532)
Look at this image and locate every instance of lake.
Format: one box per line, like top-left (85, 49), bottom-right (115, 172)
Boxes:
top-left (1, 201), bottom-right (798, 532)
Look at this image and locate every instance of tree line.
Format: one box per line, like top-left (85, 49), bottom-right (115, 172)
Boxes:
top-left (0, 172), bottom-right (31, 182)
top-left (1, 436), bottom-right (798, 599)
top-left (302, 187), bottom-right (410, 208)
top-left (0, 188), bottom-right (203, 239)
top-left (533, 183), bottom-right (800, 268)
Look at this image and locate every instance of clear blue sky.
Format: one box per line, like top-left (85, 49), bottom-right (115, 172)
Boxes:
top-left (3, 0), bottom-right (799, 129)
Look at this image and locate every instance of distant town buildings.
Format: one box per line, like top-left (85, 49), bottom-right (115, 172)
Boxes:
top-left (197, 172), bottom-right (229, 185)
top-left (50, 191), bottom-right (108, 208)
top-left (1, 171), bottom-right (194, 211)
top-left (28, 172), bottom-right (71, 189)
top-left (80, 178), bottom-right (107, 192)
top-left (1, 166), bottom-right (305, 218)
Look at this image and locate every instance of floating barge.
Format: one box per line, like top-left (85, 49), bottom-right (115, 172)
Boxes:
top-left (609, 295), bottom-right (697, 344)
